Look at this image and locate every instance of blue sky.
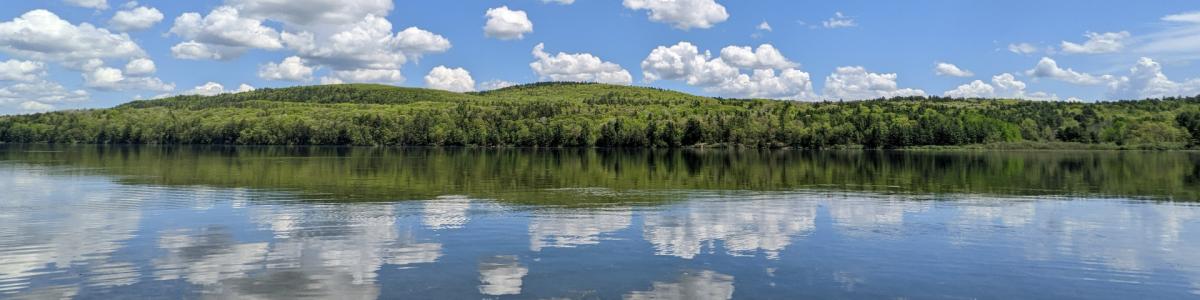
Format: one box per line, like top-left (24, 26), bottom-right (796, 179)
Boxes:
top-left (2, 0), bottom-right (1200, 114)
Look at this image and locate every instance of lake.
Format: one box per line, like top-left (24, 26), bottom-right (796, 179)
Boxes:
top-left (1, 145), bottom-right (1199, 299)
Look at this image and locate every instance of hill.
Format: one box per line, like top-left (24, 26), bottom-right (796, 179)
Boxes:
top-left (2, 82), bottom-right (1199, 149)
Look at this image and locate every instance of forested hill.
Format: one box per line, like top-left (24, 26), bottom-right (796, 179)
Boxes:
top-left (3, 82), bottom-right (1200, 149)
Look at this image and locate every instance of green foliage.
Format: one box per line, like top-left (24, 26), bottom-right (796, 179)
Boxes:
top-left (2, 82), bottom-right (1200, 149)
top-left (1178, 110), bottom-right (1200, 146)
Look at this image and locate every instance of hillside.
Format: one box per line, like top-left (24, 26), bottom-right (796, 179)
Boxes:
top-left (2, 82), bottom-right (1200, 149)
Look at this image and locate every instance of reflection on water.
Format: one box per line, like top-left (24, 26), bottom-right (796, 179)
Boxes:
top-left (478, 255), bottom-right (528, 296)
top-left (642, 194), bottom-right (816, 259)
top-left (625, 270), bottom-right (735, 300)
top-left (1, 146), bottom-right (1200, 299)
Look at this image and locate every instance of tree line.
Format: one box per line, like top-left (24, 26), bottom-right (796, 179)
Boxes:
top-left (2, 83), bottom-right (1200, 149)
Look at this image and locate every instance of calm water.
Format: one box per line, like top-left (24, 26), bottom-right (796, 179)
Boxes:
top-left (1, 146), bottom-right (1199, 299)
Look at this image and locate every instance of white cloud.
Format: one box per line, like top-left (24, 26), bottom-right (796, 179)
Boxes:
top-left (642, 42), bottom-right (734, 85)
top-left (109, 6), bottom-right (163, 31)
top-left (934, 62), bottom-right (973, 77)
top-left (943, 80), bottom-right (994, 98)
top-left (424, 66), bottom-right (476, 92)
top-left (394, 27), bottom-right (453, 59)
top-left (719, 44), bottom-right (796, 70)
top-left (641, 41), bottom-right (815, 100)
top-left (711, 68), bottom-right (815, 99)
top-left (19, 101), bottom-right (55, 112)
top-left (1110, 57), bottom-right (1200, 99)
top-left (169, 6), bottom-right (283, 58)
top-left (622, 0), bottom-right (729, 30)
top-left (227, 0), bottom-right (393, 28)
top-left (542, 0), bottom-right (575, 4)
top-left (1007, 43), bottom-right (1039, 55)
top-left (0, 60), bottom-right (45, 82)
top-left (0, 10), bottom-right (144, 66)
top-left (1135, 12), bottom-right (1200, 58)
top-left (484, 6), bottom-right (533, 40)
top-left (822, 12), bottom-right (856, 29)
top-left (182, 82), bottom-right (254, 96)
top-left (185, 82), bottom-right (226, 96)
top-left (83, 67), bottom-right (125, 89)
top-left (82, 65), bottom-right (173, 92)
top-left (823, 66), bottom-right (925, 100)
top-left (1025, 57), bottom-right (1114, 85)
top-left (63, 0), bottom-right (108, 10)
top-left (1162, 11), bottom-right (1200, 23)
top-left (531, 43), bottom-right (633, 85)
top-left (319, 77), bottom-right (344, 85)
top-left (124, 58), bottom-right (155, 76)
top-left (1061, 31), bottom-right (1129, 54)
top-left (480, 80), bottom-right (517, 90)
top-left (757, 21), bottom-right (772, 32)
top-left (282, 16), bottom-right (451, 83)
top-left (943, 73), bottom-right (1053, 100)
top-left (170, 41), bottom-right (233, 60)
top-left (0, 80), bottom-right (89, 110)
top-left (258, 56), bottom-right (314, 81)
top-left (331, 69), bottom-right (404, 83)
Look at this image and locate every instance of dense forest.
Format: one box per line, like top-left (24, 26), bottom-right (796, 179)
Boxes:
top-left (2, 82), bottom-right (1200, 149)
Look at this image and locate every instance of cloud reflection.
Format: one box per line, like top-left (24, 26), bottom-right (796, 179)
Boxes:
top-left (642, 194), bottom-right (817, 259)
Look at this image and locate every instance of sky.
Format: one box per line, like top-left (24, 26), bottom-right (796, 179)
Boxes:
top-left (2, 0), bottom-right (1200, 114)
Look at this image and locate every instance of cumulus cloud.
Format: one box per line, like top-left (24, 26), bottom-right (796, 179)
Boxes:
top-left (822, 12), bottom-right (856, 28)
top-left (169, 6), bottom-right (283, 60)
top-left (394, 27), bottom-right (453, 58)
top-left (1061, 31), bottom-right (1129, 54)
top-left (484, 6), bottom-right (533, 40)
top-left (19, 100), bottom-right (55, 112)
top-left (109, 5), bottom-right (163, 31)
top-left (943, 73), bottom-right (1058, 100)
top-left (63, 0), bottom-right (108, 10)
top-left (711, 68), bottom-right (814, 99)
top-left (183, 82), bottom-right (254, 96)
top-left (1007, 43), bottom-right (1039, 55)
top-left (329, 69), bottom-right (404, 83)
top-left (124, 58), bottom-right (155, 76)
top-left (0, 60), bottom-right (45, 82)
top-left (82, 64), bottom-right (174, 92)
top-left (480, 80), bottom-right (517, 90)
top-left (531, 43), bottom-right (633, 85)
top-left (943, 80), bottom-right (993, 98)
top-left (170, 41), bottom-right (232, 60)
top-left (258, 56), bottom-right (314, 81)
top-left (823, 66), bottom-right (925, 100)
top-left (424, 66), bottom-right (476, 92)
top-left (1110, 57), bottom-right (1200, 99)
top-left (1025, 57), bottom-right (1114, 85)
top-left (719, 44), bottom-right (796, 70)
top-left (934, 62), bottom-right (973, 77)
top-left (622, 0), bottom-right (729, 30)
top-left (163, 1), bottom-right (451, 84)
top-left (283, 16), bottom-right (451, 83)
top-left (641, 41), bottom-right (815, 99)
top-left (226, 0), bottom-right (392, 28)
top-left (0, 10), bottom-right (144, 66)
top-left (0, 80), bottom-right (89, 112)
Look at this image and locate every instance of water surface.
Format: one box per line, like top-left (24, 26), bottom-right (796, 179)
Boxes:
top-left (1, 146), bottom-right (1199, 299)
